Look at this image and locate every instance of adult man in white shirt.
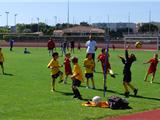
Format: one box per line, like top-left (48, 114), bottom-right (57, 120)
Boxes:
top-left (85, 35), bottom-right (97, 61)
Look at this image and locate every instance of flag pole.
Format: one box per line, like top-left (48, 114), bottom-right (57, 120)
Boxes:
top-left (103, 15), bottom-right (110, 97)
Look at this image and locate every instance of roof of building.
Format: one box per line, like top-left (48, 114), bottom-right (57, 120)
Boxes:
top-left (62, 25), bottom-right (105, 33)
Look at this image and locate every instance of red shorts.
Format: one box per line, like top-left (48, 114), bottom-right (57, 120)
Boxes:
top-left (148, 67), bottom-right (156, 74)
top-left (65, 67), bottom-right (72, 75)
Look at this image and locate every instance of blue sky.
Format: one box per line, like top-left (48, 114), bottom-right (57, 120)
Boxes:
top-left (0, 0), bottom-right (160, 26)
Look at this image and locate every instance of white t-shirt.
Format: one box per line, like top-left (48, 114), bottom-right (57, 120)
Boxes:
top-left (86, 40), bottom-right (97, 53)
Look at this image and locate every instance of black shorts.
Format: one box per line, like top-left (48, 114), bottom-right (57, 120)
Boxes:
top-left (71, 46), bottom-right (74, 48)
top-left (0, 62), bottom-right (3, 65)
top-left (85, 73), bottom-right (93, 79)
top-left (123, 71), bottom-right (131, 83)
top-left (52, 71), bottom-right (63, 79)
top-left (72, 79), bottom-right (81, 87)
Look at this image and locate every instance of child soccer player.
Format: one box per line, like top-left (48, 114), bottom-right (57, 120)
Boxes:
top-left (0, 48), bottom-right (4, 74)
top-left (77, 42), bottom-right (81, 51)
top-left (144, 53), bottom-right (159, 83)
top-left (24, 48), bottom-right (31, 54)
top-left (97, 48), bottom-right (115, 78)
top-left (64, 53), bottom-right (72, 84)
top-left (84, 53), bottom-right (95, 89)
top-left (71, 57), bottom-right (83, 100)
top-left (118, 46), bottom-right (138, 97)
top-left (47, 52), bottom-right (64, 91)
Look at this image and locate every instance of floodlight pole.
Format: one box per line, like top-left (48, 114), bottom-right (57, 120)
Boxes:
top-left (67, 0), bottom-right (70, 26)
top-left (128, 12), bottom-right (130, 35)
top-left (37, 17), bottom-right (39, 32)
top-left (157, 27), bottom-right (160, 51)
top-left (149, 10), bottom-right (151, 33)
top-left (54, 16), bottom-right (57, 26)
top-left (5, 11), bottom-right (9, 28)
top-left (14, 14), bottom-right (18, 33)
top-left (103, 15), bottom-right (110, 97)
top-left (0, 15), bottom-right (2, 26)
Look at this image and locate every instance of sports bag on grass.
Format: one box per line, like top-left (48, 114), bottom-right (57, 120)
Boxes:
top-left (108, 96), bottom-right (129, 109)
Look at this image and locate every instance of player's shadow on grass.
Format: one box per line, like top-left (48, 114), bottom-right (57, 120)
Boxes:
top-left (55, 90), bottom-right (92, 101)
top-left (95, 88), bottom-right (160, 102)
top-left (3, 73), bottom-right (14, 76)
top-left (129, 95), bottom-right (160, 101)
top-left (95, 88), bottom-right (120, 94)
top-left (152, 82), bottom-right (160, 85)
top-left (55, 90), bottom-right (74, 96)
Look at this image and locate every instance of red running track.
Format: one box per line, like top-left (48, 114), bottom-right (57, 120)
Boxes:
top-left (105, 109), bottom-right (160, 120)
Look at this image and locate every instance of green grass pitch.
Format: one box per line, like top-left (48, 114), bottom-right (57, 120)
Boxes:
top-left (0, 47), bottom-right (160, 120)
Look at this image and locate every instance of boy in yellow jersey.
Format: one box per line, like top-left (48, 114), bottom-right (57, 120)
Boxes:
top-left (47, 52), bottom-right (63, 91)
top-left (71, 57), bottom-right (83, 100)
top-left (0, 48), bottom-right (4, 74)
top-left (84, 53), bottom-right (95, 89)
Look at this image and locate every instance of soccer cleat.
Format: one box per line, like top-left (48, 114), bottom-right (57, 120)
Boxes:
top-left (77, 96), bottom-right (83, 100)
top-left (58, 80), bottom-right (63, 83)
top-left (110, 74), bottom-right (116, 78)
top-left (51, 88), bottom-right (55, 92)
top-left (109, 69), bottom-right (116, 78)
top-left (134, 89), bottom-right (138, 96)
top-left (92, 86), bottom-right (96, 89)
top-left (73, 95), bottom-right (77, 99)
top-left (124, 92), bottom-right (130, 97)
top-left (63, 81), bottom-right (67, 84)
top-left (86, 86), bottom-right (90, 89)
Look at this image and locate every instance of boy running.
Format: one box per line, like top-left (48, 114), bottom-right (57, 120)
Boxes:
top-left (47, 52), bottom-right (64, 91)
top-left (118, 46), bottom-right (138, 97)
top-left (84, 53), bottom-right (95, 89)
top-left (97, 48), bottom-right (115, 77)
top-left (144, 53), bottom-right (159, 83)
top-left (71, 57), bottom-right (83, 100)
top-left (0, 48), bottom-right (4, 74)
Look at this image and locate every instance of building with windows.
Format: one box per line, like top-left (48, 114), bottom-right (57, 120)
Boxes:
top-left (93, 22), bottom-right (137, 33)
top-left (53, 25), bottom-right (105, 42)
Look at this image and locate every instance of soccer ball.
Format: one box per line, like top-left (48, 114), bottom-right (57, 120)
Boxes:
top-left (92, 96), bottom-right (101, 105)
top-left (135, 41), bottom-right (142, 48)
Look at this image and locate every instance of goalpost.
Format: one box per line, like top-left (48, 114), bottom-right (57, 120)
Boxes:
top-left (157, 35), bottom-right (160, 50)
top-left (124, 35), bottom-right (159, 50)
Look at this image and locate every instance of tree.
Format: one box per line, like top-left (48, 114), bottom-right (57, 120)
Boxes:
top-left (138, 23), bottom-right (158, 33)
top-left (80, 22), bottom-right (89, 26)
top-left (0, 27), bottom-right (10, 33)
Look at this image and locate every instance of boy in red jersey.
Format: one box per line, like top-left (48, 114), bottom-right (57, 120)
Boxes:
top-left (97, 48), bottom-right (115, 78)
top-left (47, 38), bottom-right (55, 55)
top-left (0, 48), bottom-right (5, 74)
top-left (64, 53), bottom-right (72, 84)
top-left (77, 42), bottom-right (81, 51)
top-left (144, 53), bottom-right (159, 83)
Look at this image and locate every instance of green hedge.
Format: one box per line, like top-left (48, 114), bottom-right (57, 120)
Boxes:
top-left (3, 34), bottom-right (52, 41)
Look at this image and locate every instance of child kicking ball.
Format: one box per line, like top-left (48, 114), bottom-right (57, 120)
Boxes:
top-left (47, 52), bottom-right (64, 91)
